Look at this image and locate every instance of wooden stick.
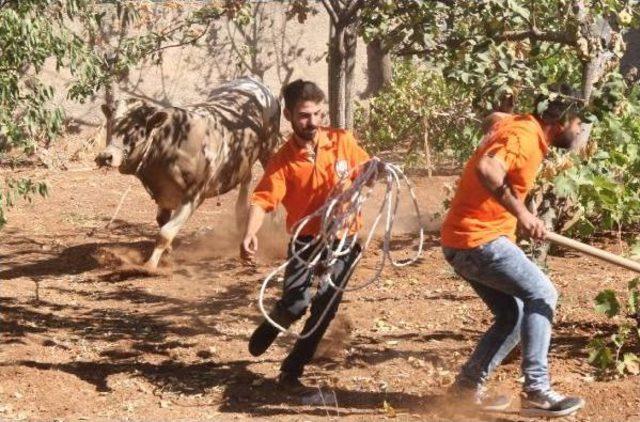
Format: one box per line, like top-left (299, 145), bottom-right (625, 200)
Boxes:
top-left (105, 184), bottom-right (132, 229)
top-left (547, 232), bottom-right (640, 274)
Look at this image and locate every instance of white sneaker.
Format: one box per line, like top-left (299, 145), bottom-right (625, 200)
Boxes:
top-left (521, 389), bottom-right (585, 418)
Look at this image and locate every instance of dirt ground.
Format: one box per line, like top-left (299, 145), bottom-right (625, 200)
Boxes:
top-left (1, 163), bottom-right (639, 422)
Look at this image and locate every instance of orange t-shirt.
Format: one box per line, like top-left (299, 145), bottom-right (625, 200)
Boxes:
top-left (441, 115), bottom-right (549, 249)
top-left (251, 127), bottom-right (370, 236)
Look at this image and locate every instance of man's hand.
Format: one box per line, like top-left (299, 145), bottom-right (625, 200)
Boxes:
top-left (476, 155), bottom-right (546, 241)
top-left (240, 233), bottom-right (259, 262)
top-left (364, 158), bottom-right (386, 174)
top-left (362, 158), bottom-right (386, 187)
top-left (240, 205), bottom-right (267, 263)
top-left (517, 210), bottom-right (547, 240)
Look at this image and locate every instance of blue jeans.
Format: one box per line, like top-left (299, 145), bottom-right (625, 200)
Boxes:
top-left (442, 236), bottom-right (558, 393)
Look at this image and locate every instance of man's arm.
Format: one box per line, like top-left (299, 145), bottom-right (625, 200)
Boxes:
top-left (476, 155), bottom-right (546, 240)
top-left (239, 155), bottom-right (287, 261)
top-left (345, 133), bottom-right (383, 187)
top-left (240, 204), bottom-right (267, 261)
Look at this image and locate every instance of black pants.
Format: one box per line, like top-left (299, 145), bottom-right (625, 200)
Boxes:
top-left (277, 236), bottom-right (362, 377)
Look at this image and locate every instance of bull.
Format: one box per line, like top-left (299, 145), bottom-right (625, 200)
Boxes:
top-left (95, 77), bottom-right (280, 269)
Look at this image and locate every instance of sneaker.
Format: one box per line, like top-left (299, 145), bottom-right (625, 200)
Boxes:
top-left (278, 372), bottom-right (335, 406)
top-left (248, 307), bottom-right (294, 357)
top-left (449, 383), bottom-right (512, 412)
top-left (278, 371), bottom-right (311, 394)
top-left (521, 389), bottom-right (585, 418)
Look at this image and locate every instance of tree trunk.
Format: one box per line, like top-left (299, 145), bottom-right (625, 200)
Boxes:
top-left (328, 21), bottom-right (346, 128)
top-left (576, 17), bottom-right (614, 147)
top-left (363, 37), bottom-right (392, 97)
top-left (104, 80), bottom-right (116, 147)
top-left (344, 25), bottom-right (357, 129)
top-left (621, 28), bottom-right (640, 75)
top-left (422, 116), bottom-right (433, 177)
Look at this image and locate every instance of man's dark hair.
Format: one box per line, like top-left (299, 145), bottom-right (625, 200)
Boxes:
top-left (534, 83), bottom-right (582, 124)
top-left (282, 79), bottom-right (325, 111)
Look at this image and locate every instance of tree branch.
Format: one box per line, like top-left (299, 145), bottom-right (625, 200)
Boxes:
top-left (344, 0), bottom-right (365, 23)
top-left (492, 28), bottom-right (576, 45)
top-left (321, 0), bottom-right (340, 24)
top-left (149, 22), bottom-right (212, 55)
top-left (328, 0), bottom-right (341, 13)
top-left (396, 46), bottom-right (440, 57)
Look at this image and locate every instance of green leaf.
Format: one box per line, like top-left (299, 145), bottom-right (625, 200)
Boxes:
top-left (587, 338), bottom-right (614, 370)
top-left (628, 282), bottom-right (639, 315)
top-left (595, 289), bottom-right (620, 318)
top-left (622, 353), bottom-right (640, 375)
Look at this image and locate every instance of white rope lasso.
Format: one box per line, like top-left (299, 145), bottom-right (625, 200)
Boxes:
top-left (258, 157), bottom-right (424, 339)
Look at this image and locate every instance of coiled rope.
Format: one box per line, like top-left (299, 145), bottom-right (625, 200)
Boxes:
top-left (258, 157), bottom-right (424, 339)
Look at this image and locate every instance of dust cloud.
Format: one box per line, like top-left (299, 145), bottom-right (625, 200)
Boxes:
top-left (315, 314), bottom-right (354, 359)
top-left (93, 245), bottom-right (170, 279)
top-left (174, 209), bottom-right (289, 263)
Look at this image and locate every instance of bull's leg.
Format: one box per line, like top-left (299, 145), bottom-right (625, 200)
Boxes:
top-left (145, 200), bottom-right (196, 269)
top-left (156, 207), bottom-right (174, 254)
top-left (235, 173), bottom-right (251, 233)
top-left (156, 207), bottom-right (173, 227)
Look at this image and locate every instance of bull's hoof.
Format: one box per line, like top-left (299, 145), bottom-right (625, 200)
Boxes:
top-left (100, 264), bottom-right (168, 281)
top-left (143, 260), bottom-right (161, 272)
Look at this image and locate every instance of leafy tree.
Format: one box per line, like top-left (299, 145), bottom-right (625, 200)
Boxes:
top-left (354, 61), bottom-right (477, 172)
top-left (0, 0), bottom-right (94, 227)
top-left (0, 0), bottom-right (243, 228)
top-left (360, 1), bottom-right (636, 114)
top-left (359, 0), bottom-right (640, 264)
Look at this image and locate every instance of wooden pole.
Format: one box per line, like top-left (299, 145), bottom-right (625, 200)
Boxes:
top-left (422, 116), bottom-right (432, 177)
top-left (546, 232), bottom-right (640, 274)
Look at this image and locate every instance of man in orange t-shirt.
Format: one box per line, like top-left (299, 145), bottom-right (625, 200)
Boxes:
top-left (441, 85), bottom-right (586, 418)
top-left (240, 80), bottom-right (371, 394)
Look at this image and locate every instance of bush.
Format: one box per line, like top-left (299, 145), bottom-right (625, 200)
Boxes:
top-left (549, 83), bottom-right (640, 237)
top-left (353, 61), bottom-right (480, 168)
top-left (588, 278), bottom-right (640, 377)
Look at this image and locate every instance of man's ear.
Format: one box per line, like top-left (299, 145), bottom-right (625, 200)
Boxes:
top-left (146, 111), bottom-right (168, 132)
top-left (283, 107), bottom-right (292, 123)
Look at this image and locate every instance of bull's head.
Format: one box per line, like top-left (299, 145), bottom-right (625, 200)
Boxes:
top-left (95, 99), bottom-right (168, 174)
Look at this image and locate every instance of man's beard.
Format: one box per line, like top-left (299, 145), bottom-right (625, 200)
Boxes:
top-left (553, 130), bottom-right (578, 150)
top-left (294, 125), bottom-right (317, 141)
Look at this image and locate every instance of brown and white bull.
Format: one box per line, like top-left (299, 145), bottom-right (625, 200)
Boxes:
top-left (95, 77), bottom-right (280, 269)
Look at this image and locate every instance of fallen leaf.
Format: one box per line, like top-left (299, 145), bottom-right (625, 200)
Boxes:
top-left (383, 400), bottom-right (397, 418)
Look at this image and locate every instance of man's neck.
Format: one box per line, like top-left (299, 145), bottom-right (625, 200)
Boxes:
top-left (293, 134), bottom-right (317, 150)
top-left (541, 124), bottom-right (555, 148)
